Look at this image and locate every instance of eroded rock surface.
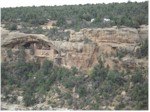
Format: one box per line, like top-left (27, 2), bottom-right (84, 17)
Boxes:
top-left (1, 25), bottom-right (148, 110)
top-left (1, 25), bottom-right (148, 71)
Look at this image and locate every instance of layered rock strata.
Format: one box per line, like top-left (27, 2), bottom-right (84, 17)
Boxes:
top-left (1, 25), bottom-right (148, 71)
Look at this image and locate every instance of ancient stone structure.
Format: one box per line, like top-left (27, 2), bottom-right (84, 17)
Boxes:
top-left (1, 25), bottom-right (148, 71)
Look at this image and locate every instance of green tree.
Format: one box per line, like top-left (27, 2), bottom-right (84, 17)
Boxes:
top-left (56, 17), bottom-right (66, 27)
top-left (41, 59), bottom-right (53, 75)
top-left (8, 23), bottom-right (17, 30)
top-left (107, 70), bottom-right (125, 86)
top-left (77, 85), bottom-right (87, 97)
top-left (136, 39), bottom-right (148, 58)
top-left (23, 90), bottom-right (36, 106)
top-left (90, 58), bottom-right (108, 83)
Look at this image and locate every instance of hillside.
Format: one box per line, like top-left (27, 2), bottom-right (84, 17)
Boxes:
top-left (1, 1), bottom-right (148, 110)
top-left (2, 1), bottom-right (148, 31)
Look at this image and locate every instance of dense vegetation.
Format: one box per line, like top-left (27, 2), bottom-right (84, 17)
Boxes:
top-left (2, 1), bottom-right (148, 31)
top-left (136, 38), bottom-right (148, 58)
top-left (1, 1), bottom-right (148, 110)
top-left (1, 46), bottom-right (148, 110)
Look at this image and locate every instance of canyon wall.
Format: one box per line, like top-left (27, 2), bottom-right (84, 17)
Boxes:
top-left (67, 25), bottom-right (148, 71)
top-left (1, 25), bottom-right (148, 71)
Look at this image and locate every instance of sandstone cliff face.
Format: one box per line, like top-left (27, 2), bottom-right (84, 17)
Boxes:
top-left (138, 25), bottom-right (148, 40)
top-left (70, 27), bottom-right (141, 43)
top-left (51, 41), bottom-right (98, 69)
top-left (1, 25), bottom-right (148, 71)
top-left (68, 25), bottom-right (148, 71)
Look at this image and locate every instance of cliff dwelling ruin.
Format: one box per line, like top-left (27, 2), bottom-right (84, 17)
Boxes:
top-left (1, 34), bottom-right (63, 65)
top-left (1, 33), bottom-right (96, 69)
top-left (1, 25), bottom-right (148, 71)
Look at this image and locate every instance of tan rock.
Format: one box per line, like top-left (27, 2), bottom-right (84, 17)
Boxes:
top-left (1, 25), bottom-right (148, 71)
